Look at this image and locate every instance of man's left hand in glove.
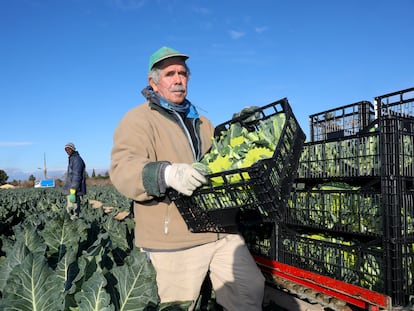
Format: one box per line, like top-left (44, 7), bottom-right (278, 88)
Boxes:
top-left (69, 189), bottom-right (77, 203)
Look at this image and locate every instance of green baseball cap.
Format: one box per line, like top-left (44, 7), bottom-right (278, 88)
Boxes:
top-left (148, 46), bottom-right (189, 72)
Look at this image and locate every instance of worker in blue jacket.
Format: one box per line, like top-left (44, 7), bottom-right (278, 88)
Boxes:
top-left (63, 142), bottom-right (86, 220)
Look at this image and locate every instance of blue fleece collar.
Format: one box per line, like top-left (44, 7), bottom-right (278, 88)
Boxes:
top-left (142, 86), bottom-right (199, 118)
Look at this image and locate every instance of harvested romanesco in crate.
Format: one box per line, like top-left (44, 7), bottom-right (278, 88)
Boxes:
top-left (194, 112), bottom-right (286, 185)
top-left (169, 98), bottom-right (306, 233)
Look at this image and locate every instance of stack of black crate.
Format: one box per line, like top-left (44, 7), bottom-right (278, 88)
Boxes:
top-left (244, 87), bottom-right (414, 307)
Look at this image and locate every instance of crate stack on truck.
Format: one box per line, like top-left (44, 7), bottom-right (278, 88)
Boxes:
top-left (245, 86), bottom-right (414, 310)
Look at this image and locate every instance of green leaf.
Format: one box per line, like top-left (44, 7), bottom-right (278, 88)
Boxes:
top-left (14, 224), bottom-right (47, 254)
top-left (0, 238), bottom-right (29, 293)
top-left (102, 216), bottom-right (130, 251)
top-left (40, 214), bottom-right (88, 258)
top-left (75, 271), bottom-right (114, 311)
top-left (2, 252), bottom-right (63, 311)
top-left (112, 248), bottom-right (158, 311)
top-left (55, 246), bottom-right (79, 295)
top-left (0, 225), bottom-right (48, 296)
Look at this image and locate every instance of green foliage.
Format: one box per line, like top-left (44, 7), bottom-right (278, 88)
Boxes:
top-left (0, 169), bottom-right (8, 185)
top-left (0, 186), bottom-right (223, 310)
top-left (0, 186), bottom-right (160, 311)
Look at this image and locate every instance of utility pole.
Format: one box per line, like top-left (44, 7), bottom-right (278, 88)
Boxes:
top-left (43, 153), bottom-right (47, 180)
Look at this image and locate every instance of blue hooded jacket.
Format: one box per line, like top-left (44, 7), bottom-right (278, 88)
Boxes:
top-left (64, 151), bottom-right (86, 195)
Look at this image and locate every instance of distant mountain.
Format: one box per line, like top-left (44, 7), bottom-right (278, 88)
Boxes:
top-left (4, 168), bottom-right (109, 182)
top-left (4, 168), bottom-right (65, 181)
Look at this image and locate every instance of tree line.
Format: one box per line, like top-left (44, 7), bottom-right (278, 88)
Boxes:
top-left (0, 169), bottom-right (110, 188)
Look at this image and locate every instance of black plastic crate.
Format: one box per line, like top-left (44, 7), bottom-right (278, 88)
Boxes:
top-left (297, 116), bottom-right (414, 179)
top-left (286, 186), bottom-right (383, 237)
top-left (169, 98), bottom-right (306, 233)
top-left (388, 240), bottom-right (414, 307)
top-left (375, 86), bottom-right (414, 119)
top-left (381, 183), bottom-right (414, 243)
top-left (240, 222), bottom-right (276, 258)
top-left (243, 221), bottom-right (414, 307)
top-left (276, 225), bottom-right (414, 307)
top-left (379, 115), bottom-right (414, 179)
top-left (277, 226), bottom-right (385, 292)
top-left (309, 101), bottom-right (375, 142)
top-left (298, 126), bottom-right (381, 179)
top-left (287, 186), bottom-right (414, 240)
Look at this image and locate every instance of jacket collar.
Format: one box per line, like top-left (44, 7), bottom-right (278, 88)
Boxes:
top-left (141, 86), bottom-right (199, 118)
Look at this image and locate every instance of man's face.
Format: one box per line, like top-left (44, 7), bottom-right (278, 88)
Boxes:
top-left (65, 147), bottom-right (73, 155)
top-left (149, 58), bottom-right (188, 105)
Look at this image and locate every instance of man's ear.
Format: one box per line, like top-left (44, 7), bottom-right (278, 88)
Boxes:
top-left (149, 78), bottom-right (158, 92)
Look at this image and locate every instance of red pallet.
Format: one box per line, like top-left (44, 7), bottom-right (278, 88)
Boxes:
top-left (254, 255), bottom-right (392, 310)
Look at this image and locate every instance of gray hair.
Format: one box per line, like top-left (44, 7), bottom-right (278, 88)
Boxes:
top-left (148, 61), bottom-right (191, 84)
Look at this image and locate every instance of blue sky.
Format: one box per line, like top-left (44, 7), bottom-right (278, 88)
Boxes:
top-left (1, 0), bottom-right (413, 181)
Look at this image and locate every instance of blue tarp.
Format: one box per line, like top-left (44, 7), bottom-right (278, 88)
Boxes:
top-left (39, 179), bottom-right (55, 187)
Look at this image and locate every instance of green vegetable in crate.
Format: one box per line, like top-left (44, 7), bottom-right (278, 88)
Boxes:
top-left (309, 182), bottom-right (380, 234)
top-left (298, 143), bottom-right (325, 178)
top-left (283, 232), bottom-right (382, 289)
top-left (311, 234), bottom-right (358, 283)
top-left (401, 134), bottom-right (413, 175)
top-left (406, 243), bottom-right (414, 288)
top-left (301, 182), bottom-right (359, 230)
top-left (196, 113), bottom-right (286, 185)
top-left (359, 126), bottom-right (379, 175)
top-left (360, 251), bottom-right (382, 290)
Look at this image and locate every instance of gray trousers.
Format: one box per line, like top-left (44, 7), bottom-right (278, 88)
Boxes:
top-left (148, 234), bottom-right (265, 310)
top-left (66, 195), bottom-right (82, 217)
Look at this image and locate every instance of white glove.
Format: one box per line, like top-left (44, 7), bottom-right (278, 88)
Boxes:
top-left (165, 163), bottom-right (207, 196)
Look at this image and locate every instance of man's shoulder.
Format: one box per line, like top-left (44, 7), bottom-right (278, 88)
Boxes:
top-left (73, 152), bottom-right (85, 162)
top-left (130, 101), bottom-right (151, 112)
top-left (199, 115), bottom-right (214, 129)
top-left (121, 101), bottom-right (152, 119)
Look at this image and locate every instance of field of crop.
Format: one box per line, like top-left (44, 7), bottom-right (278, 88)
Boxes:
top-left (0, 186), bottom-right (211, 310)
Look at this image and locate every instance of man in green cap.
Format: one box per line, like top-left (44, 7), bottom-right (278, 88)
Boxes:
top-left (110, 46), bottom-right (265, 310)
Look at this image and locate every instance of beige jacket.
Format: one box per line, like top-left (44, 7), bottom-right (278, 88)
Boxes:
top-left (110, 100), bottom-right (226, 249)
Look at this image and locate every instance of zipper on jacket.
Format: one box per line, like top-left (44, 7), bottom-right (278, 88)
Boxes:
top-left (164, 111), bottom-right (201, 235)
top-left (191, 118), bottom-right (202, 161)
